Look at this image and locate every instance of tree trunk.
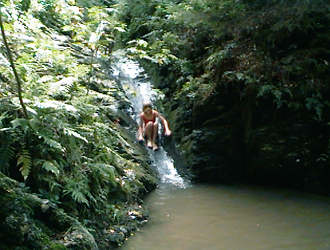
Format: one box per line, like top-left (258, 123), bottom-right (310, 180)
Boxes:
top-left (0, 11), bottom-right (28, 118)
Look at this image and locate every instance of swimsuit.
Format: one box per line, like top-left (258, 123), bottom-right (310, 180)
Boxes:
top-left (141, 111), bottom-right (156, 125)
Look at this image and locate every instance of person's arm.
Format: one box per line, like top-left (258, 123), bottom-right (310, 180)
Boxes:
top-left (156, 111), bottom-right (172, 136)
top-left (137, 114), bottom-right (144, 141)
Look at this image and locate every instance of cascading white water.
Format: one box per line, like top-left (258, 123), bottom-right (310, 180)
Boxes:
top-left (111, 53), bottom-right (187, 188)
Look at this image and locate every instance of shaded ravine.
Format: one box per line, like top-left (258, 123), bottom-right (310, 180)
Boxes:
top-left (111, 53), bottom-right (330, 250)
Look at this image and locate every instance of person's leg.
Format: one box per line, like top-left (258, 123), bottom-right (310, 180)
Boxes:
top-left (138, 126), bottom-right (145, 143)
top-left (152, 122), bottom-right (159, 151)
top-left (145, 121), bottom-right (153, 148)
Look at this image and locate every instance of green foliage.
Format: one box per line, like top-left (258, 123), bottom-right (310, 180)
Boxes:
top-left (41, 160), bottom-right (60, 176)
top-left (0, 1), bottom-right (157, 248)
top-left (0, 138), bottom-right (15, 174)
top-left (116, 0), bottom-right (330, 114)
top-left (63, 174), bottom-right (93, 207)
top-left (17, 149), bottom-right (32, 181)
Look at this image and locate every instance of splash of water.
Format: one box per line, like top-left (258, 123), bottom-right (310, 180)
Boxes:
top-left (112, 53), bottom-right (187, 188)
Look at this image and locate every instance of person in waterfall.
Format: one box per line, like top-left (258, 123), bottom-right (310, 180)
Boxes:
top-left (137, 102), bottom-right (171, 151)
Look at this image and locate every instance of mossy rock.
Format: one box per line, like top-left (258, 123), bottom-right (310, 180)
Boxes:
top-left (58, 224), bottom-right (98, 250)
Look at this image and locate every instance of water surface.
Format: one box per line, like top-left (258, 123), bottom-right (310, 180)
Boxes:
top-left (121, 184), bottom-right (330, 250)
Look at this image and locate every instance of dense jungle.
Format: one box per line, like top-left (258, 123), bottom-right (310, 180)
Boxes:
top-left (0, 0), bottom-right (330, 249)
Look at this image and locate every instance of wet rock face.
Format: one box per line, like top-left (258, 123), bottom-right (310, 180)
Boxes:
top-left (164, 89), bottom-right (242, 183)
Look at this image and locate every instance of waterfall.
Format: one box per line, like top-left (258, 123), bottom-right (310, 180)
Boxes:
top-left (111, 52), bottom-right (187, 188)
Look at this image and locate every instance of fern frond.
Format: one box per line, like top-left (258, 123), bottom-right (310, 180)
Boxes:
top-left (63, 128), bottom-right (88, 143)
top-left (72, 190), bottom-right (89, 206)
top-left (11, 118), bottom-right (31, 132)
top-left (0, 143), bottom-right (15, 174)
top-left (41, 135), bottom-right (65, 152)
top-left (17, 149), bottom-right (32, 181)
top-left (89, 163), bottom-right (117, 185)
top-left (42, 160), bottom-right (60, 176)
top-left (0, 112), bottom-right (9, 127)
top-left (93, 151), bottom-right (113, 163)
top-left (63, 176), bottom-right (92, 207)
top-left (64, 187), bottom-right (88, 206)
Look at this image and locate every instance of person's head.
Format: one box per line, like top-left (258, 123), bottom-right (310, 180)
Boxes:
top-left (142, 102), bottom-right (153, 115)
